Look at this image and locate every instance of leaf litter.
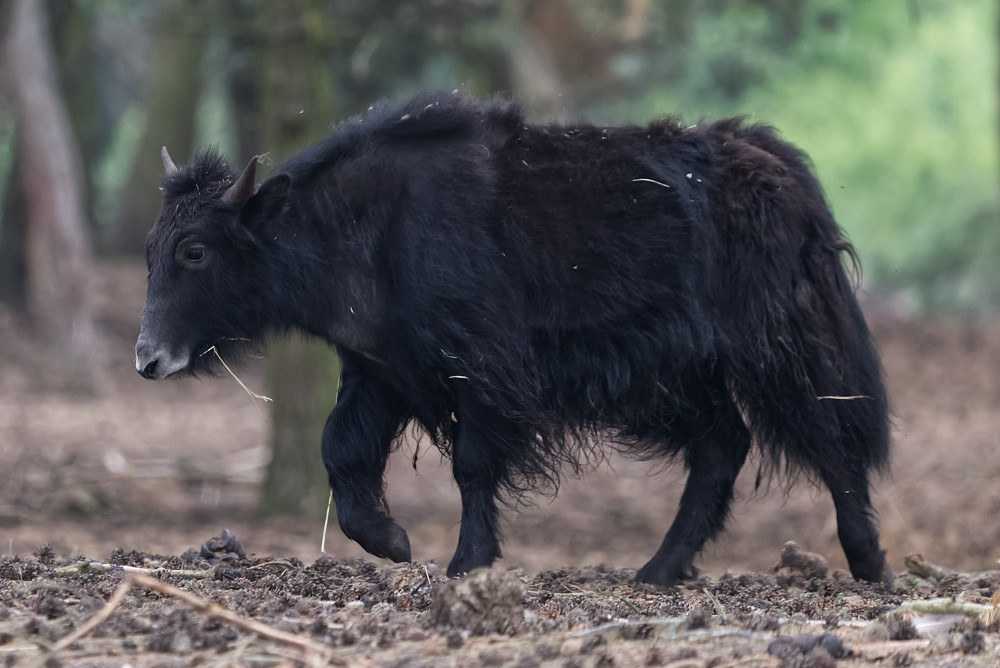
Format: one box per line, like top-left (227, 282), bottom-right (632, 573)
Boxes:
top-left (5, 536), bottom-right (1000, 666)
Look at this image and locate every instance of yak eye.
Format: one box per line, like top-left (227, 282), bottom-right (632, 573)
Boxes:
top-left (175, 240), bottom-right (209, 267)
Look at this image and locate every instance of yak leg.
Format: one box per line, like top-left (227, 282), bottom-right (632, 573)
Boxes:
top-left (447, 394), bottom-right (524, 577)
top-left (636, 400), bottom-right (751, 587)
top-left (821, 465), bottom-right (892, 585)
top-left (322, 354), bottom-right (410, 563)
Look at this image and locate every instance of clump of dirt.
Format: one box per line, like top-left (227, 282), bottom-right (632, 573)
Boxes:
top-left (3, 533), bottom-right (1000, 666)
top-left (775, 541), bottom-right (830, 580)
top-left (429, 566), bottom-right (525, 635)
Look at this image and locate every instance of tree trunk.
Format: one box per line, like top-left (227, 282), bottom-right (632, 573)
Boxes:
top-left (106, 0), bottom-right (207, 255)
top-left (262, 338), bottom-right (341, 516)
top-left (50, 0), bottom-right (100, 232)
top-left (503, 1), bottom-right (570, 120)
top-left (5, 0), bottom-right (97, 392)
top-left (0, 136), bottom-right (27, 313)
top-left (255, 3), bottom-right (342, 517)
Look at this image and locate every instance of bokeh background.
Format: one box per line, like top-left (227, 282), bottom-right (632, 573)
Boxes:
top-left (1, 0), bottom-right (999, 578)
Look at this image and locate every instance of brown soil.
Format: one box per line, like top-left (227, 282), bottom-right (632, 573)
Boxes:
top-left (2, 259), bottom-right (1000, 666)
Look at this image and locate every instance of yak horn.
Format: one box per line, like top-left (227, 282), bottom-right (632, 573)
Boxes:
top-left (221, 155), bottom-right (259, 207)
top-left (161, 146), bottom-right (179, 175)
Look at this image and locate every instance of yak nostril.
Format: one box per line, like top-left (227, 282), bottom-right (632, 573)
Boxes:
top-left (140, 358), bottom-right (159, 379)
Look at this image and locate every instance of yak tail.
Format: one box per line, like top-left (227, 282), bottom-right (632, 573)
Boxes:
top-left (723, 127), bottom-right (890, 483)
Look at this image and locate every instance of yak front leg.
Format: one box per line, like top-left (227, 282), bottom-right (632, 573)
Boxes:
top-left (322, 355), bottom-right (410, 563)
top-left (447, 394), bottom-right (526, 577)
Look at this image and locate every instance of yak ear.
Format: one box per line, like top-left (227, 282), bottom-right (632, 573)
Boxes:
top-left (254, 172), bottom-right (290, 201)
top-left (221, 155), bottom-right (259, 208)
top-left (241, 172), bottom-right (291, 227)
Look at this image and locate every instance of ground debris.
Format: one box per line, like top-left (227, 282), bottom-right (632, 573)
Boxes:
top-left (428, 566), bottom-right (526, 635)
top-left (774, 541), bottom-right (829, 580)
top-left (52, 560), bottom-right (212, 579)
top-left (5, 546), bottom-right (1000, 666)
top-left (904, 553), bottom-right (955, 581)
top-left (200, 528), bottom-right (246, 564)
top-left (767, 632), bottom-right (851, 659)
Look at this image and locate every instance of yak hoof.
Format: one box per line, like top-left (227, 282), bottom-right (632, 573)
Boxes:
top-left (446, 545), bottom-right (500, 578)
top-left (850, 549), bottom-right (893, 587)
top-left (380, 523), bottom-right (412, 564)
top-left (346, 514), bottom-right (412, 564)
top-left (635, 559), bottom-right (698, 588)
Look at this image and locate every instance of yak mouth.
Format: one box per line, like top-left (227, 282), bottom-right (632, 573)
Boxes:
top-left (190, 336), bottom-right (259, 376)
top-left (135, 335), bottom-right (259, 381)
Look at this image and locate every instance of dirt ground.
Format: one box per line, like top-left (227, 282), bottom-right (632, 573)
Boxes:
top-left (2, 259), bottom-right (1000, 666)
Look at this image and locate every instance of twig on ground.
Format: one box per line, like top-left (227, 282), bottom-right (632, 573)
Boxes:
top-left (851, 638), bottom-right (930, 660)
top-left (247, 560), bottom-right (298, 572)
top-left (893, 596), bottom-right (991, 618)
top-left (51, 577), bottom-right (133, 653)
top-left (127, 572), bottom-right (362, 667)
top-left (25, 578), bottom-right (133, 667)
top-left (904, 553), bottom-right (954, 581)
top-left (702, 587), bottom-right (728, 620)
top-left (725, 658), bottom-right (780, 668)
top-left (53, 561), bottom-right (212, 579)
top-left (618, 597), bottom-right (641, 614)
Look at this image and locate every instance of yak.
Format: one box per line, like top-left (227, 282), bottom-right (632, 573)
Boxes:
top-left (135, 91), bottom-right (891, 587)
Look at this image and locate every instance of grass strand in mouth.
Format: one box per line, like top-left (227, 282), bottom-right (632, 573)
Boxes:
top-left (200, 344), bottom-right (273, 404)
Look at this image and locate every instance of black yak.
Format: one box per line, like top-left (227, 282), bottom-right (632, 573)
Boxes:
top-left (135, 92), bottom-right (891, 586)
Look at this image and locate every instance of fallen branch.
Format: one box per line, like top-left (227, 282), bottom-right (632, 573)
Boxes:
top-left (127, 573), bottom-right (363, 667)
top-left (904, 554), bottom-right (954, 581)
top-left (53, 561), bottom-right (212, 579)
top-left (851, 638), bottom-right (930, 660)
top-left (893, 597), bottom-right (991, 618)
top-left (24, 579), bottom-right (134, 668)
top-left (51, 576), bottom-right (133, 653)
top-left (702, 587), bottom-right (728, 620)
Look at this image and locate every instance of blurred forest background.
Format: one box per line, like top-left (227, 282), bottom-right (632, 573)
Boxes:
top-left (1, 0), bottom-right (999, 549)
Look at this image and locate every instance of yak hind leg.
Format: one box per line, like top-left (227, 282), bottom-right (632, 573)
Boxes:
top-left (822, 464), bottom-right (892, 585)
top-left (636, 400), bottom-right (751, 587)
top-left (447, 394), bottom-right (528, 577)
top-left (323, 355), bottom-right (411, 564)
top-left (816, 394), bottom-right (892, 585)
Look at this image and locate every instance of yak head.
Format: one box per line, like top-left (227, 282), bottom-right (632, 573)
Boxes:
top-left (135, 147), bottom-right (289, 379)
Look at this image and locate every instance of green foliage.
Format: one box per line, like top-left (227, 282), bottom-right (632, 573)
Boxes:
top-left (615, 0), bottom-right (999, 310)
top-left (0, 116), bottom-right (14, 240)
top-left (92, 105), bottom-right (143, 227)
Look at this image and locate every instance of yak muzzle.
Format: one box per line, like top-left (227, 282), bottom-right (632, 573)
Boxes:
top-left (134, 336), bottom-right (189, 380)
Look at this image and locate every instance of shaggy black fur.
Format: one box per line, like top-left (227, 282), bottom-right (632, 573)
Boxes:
top-left (138, 91), bottom-right (891, 586)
